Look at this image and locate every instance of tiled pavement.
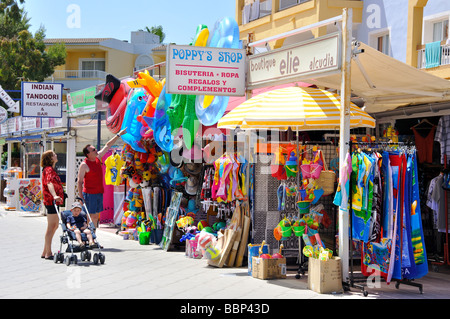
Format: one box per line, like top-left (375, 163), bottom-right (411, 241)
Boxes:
top-left (1, 208), bottom-right (449, 301)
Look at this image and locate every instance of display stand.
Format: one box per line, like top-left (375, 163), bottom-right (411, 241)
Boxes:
top-left (431, 154), bottom-right (450, 269)
top-left (160, 191), bottom-right (183, 251)
top-left (344, 141), bottom-right (424, 296)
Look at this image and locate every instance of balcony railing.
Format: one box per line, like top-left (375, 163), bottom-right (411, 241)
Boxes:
top-left (48, 70), bottom-right (108, 80)
top-left (417, 43), bottom-right (450, 69)
top-left (242, 0), bottom-right (316, 24)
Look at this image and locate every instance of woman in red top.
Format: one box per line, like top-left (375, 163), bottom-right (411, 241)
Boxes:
top-left (41, 150), bottom-right (64, 260)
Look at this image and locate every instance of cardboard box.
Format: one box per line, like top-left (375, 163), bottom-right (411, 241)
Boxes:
top-left (307, 257), bottom-right (343, 294)
top-left (252, 257), bottom-right (287, 280)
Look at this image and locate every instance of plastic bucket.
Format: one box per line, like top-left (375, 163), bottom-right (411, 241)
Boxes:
top-left (310, 164), bottom-right (323, 179)
top-left (150, 229), bottom-right (163, 244)
top-left (139, 231), bottom-right (151, 245)
top-left (300, 164), bottom-right (311, 179)
top-left (293, 225), bottom-right (306, 236)
top-left (297, 200), bottom-right (312, 215)
top-left (285, 164), bottom-right (297, 178)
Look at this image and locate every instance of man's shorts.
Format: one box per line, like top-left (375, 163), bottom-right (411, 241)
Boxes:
top-left (82, 192), bottom-right (103, 215)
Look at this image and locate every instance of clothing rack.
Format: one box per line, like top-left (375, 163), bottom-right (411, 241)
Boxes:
top-left (431, 154), bottom-right (450, 269)
top-left (344, 141), bottom-right (424, 296)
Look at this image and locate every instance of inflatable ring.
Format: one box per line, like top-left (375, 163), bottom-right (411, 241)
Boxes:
top-left (120, 88), bottom-right (149, 153)
top-left (195, 17), bottom-right (241, 126)
top-left (152, 85), bottom-right (173, 152)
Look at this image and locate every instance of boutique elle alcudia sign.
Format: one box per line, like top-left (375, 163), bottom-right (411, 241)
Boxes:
top-left (247, 33), bottom-right (341, 89)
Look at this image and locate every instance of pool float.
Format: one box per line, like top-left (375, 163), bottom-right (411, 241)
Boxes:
top-left (149, 85), bottom-right (173, 152)
top-left (120, 88), bottom-right (149, 153)
top-left (182, 95), bottom-right (200, 150)
top-left (195, 17), bottom-right (241, 126)
top-left (128, 72), bottom-right (165, 139)
top-left (95, 74), bottom-right (132, 134)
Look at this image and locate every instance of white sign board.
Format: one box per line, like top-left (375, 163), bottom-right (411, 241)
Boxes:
top-left (21, 82), bottom-right (63, 118)
top-left (0, 85), bottom-right (20, 113)
top-left (247, 33), bottom-right (341, 89)
top-left (166, 44), bottom-right (246, 96)
top-left (0, 106), bottom-right (7, 124)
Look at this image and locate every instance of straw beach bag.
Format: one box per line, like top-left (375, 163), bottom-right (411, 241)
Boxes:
top-left (316, 150), bottom-right (336, 195)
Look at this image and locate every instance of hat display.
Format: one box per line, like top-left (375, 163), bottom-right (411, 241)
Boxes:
top-left (184, 163), bottom-right (202, 176)
top-left (71, 202), bottom-right (83, 210)
top-left (185, 176), bottom-right (200, 195)
top-left (185, 199), bottom-right (199, 215)
top-left (169, 143), bottom-right (184, 168)
top-left (170, 168), bottom-right (188, 186)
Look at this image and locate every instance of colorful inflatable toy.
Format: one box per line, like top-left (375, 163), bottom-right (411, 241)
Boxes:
top-left (95, 74), bottom-right (132, 134)
top-left (149, 85), bottom-right (173, 152)
top-left (120, 88), bottom-right (149, 153)
top-left (182, 95), bottom-right (200, 150)
top-left (195, 17), bottom-right (241, 126)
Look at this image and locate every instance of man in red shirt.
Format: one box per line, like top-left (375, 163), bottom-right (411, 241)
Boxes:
top-left (77, 129), bottom-right (126, 228)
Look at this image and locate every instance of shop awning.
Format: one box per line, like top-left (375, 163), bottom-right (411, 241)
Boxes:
top-left (218, 86), bottom-right (375, 130)
top-left (226, 81), bottom-right (313, 113)
top-left (305, 42), bottom-right (450, 114)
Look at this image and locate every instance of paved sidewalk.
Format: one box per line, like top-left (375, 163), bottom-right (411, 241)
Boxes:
top-left (0, 208), bottom-right (449, 301)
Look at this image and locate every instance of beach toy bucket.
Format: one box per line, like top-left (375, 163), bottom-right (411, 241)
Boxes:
top-left (139, 231), bottom-right (151, 245)
top-left (285, 152), bottom-right (298, 178)
top-left (293, 225), bottom-right (306, 236)
top-left (150, 229), bottom-right (163, 244)
top-left (300, 164), bottom-right (311, 179)
top-left (285, 165), bottom-right (297, 178)
top-left (310, 164), bottom-right (323, 179)
top-left (297, 200), bottom-right (312, 215)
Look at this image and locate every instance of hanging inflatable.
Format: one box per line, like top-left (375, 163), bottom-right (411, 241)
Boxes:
top-left (128, 71), bottom-right (165, 140)
top-left (195, 17), bottom-right (241, 126)
top-left (95, 74), bottom-right (132, 134)
top-left (150, 85), bottom-right (173, 152)
top-left (120, 88), bottom-right (149, 153)
top-left (152, 25), bottom-right (209, 152)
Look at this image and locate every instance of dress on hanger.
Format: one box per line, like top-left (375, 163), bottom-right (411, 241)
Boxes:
top-left (412, 126), bottom-right (436, 164)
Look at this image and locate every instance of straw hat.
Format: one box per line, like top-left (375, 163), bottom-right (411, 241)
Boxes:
top-left (185, 176), bottom-right (200, 195)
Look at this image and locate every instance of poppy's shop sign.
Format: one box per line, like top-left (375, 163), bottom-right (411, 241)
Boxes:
top-left (21, 82), bottom-right (63, 118)
top-left (166, 44), bottom-right (246, 96)
top-left (247, 33), bottom-right (341, 89)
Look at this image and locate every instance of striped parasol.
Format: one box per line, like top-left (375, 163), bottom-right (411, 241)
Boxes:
top-left (217, 86), bottom-right (375, 130)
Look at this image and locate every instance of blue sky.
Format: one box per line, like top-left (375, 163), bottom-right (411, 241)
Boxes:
top-left (22, 0), bottom-right (236, 44)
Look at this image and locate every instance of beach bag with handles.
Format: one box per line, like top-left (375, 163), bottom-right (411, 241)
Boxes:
top-left (316, 149), bottom-right (336, 195)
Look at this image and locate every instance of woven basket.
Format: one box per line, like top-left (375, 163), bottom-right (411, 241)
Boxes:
top-left (316, 150), bottom-right (336, 195)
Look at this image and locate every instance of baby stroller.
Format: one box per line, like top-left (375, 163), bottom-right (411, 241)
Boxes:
top-left (54, 198), bottom-right (106, 266)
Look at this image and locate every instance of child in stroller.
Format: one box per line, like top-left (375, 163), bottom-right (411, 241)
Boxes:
top-left (54, 198), bottom-right (105, 266)
top-left (66, 201), bottom-right (95, 249)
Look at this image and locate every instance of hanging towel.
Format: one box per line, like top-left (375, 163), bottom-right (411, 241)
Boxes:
top-left (425, 41), bottom-right (441, 69)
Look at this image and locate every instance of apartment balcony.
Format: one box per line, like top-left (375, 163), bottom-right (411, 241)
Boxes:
top-left (417, 42), bottom-right (450, 69)
top-left (242, 0), bottom-right (314, 24)
top-left (46, 70), bottom-right (108, 93)
top-left (48, 70), bottom-right (108, 80)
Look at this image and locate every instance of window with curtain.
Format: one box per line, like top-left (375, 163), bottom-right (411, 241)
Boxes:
top-left (433, 19), bottom-right (449, 42)
top-left (81, 60), bottom-right (105, 78)
top-left (377, 34), bottom-right (390, 55)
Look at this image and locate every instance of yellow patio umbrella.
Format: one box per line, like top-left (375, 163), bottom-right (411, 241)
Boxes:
top-left (217, 86), bottom-right (375, 130)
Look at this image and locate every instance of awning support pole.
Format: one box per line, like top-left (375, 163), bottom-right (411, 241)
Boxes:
top-left (339, 7), bottom-right (352, 285)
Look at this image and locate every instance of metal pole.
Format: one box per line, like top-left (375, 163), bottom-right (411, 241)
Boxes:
top-left (97, 111), bottom-right (101, 151)
top-left (339, 8), bottom-right (352, 285)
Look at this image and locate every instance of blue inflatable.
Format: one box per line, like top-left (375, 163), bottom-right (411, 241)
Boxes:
top-left (195, 17), bottom-right (241, 126)
top-left (120, 88), bottom-right (148, 153)
top-left (151, 85), bottom-right (174, 152)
